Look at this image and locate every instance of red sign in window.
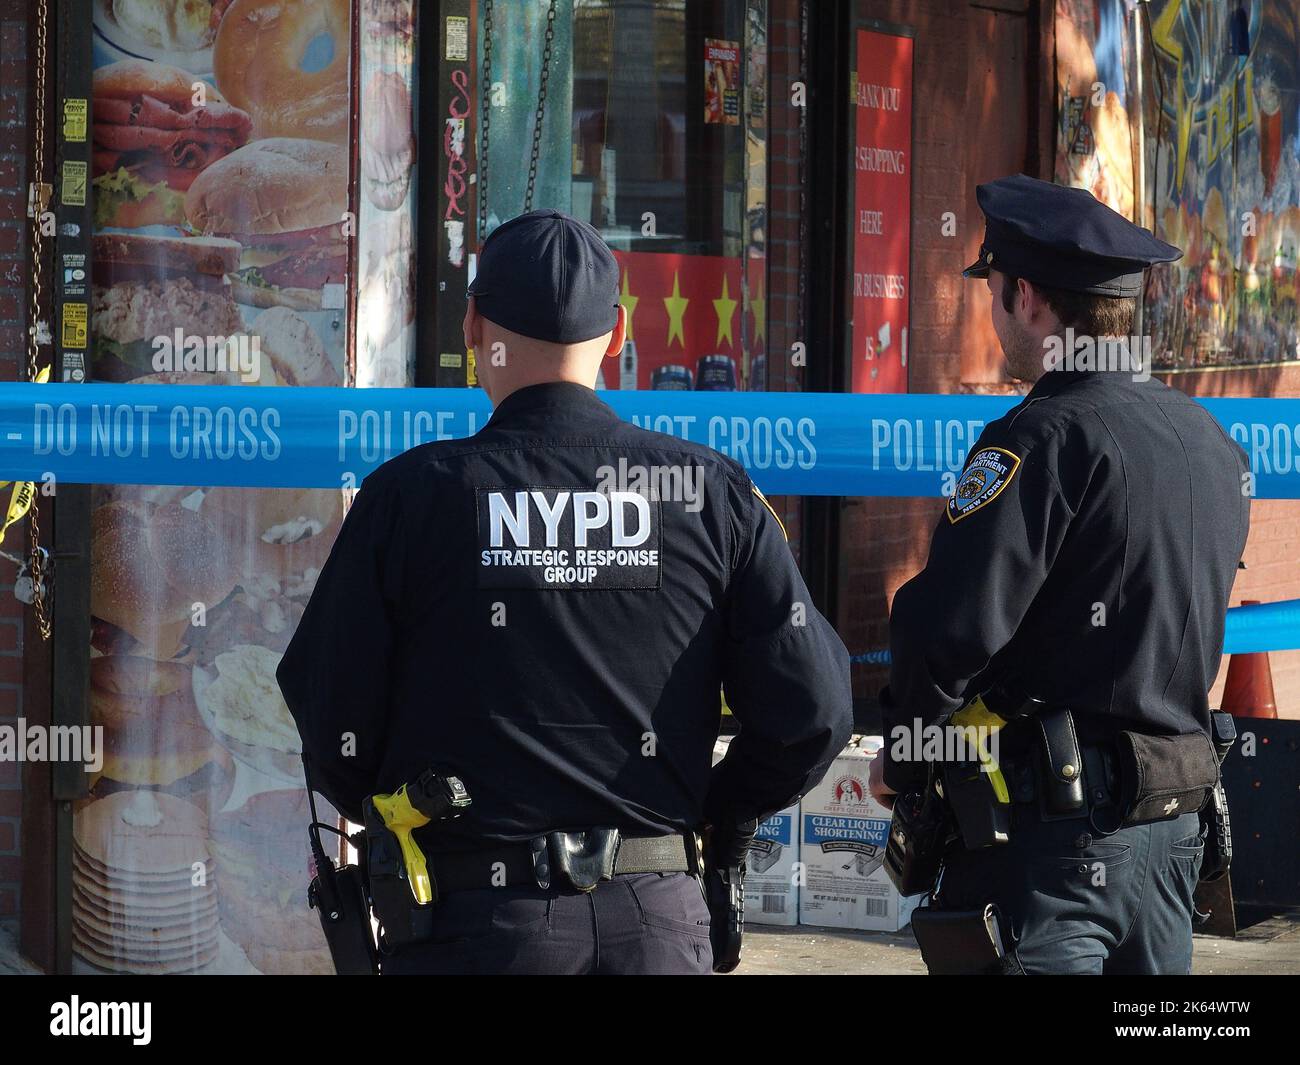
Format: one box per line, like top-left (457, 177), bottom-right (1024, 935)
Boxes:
top-left (850, 28), bottom-right (913, 394)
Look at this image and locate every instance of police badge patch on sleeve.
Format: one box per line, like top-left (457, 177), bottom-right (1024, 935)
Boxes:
top-left (476, 487), bottom-right (662, 589)
top-left (947, 447), bottom-right (1021, 523)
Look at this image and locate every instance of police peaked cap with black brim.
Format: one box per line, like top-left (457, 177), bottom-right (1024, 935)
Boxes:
top-left (962, 174), bottom-right (1182, 297)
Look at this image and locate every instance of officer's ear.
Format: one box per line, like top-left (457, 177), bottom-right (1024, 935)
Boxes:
top-left (604, 305), bottom-right (627, 359)
top-left (1019, 279), bottom-right (1054, 325)
top-left (464, 296), bottom-right (483, 351)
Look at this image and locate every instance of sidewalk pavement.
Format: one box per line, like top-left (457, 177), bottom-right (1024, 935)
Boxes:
top-left (4, 913), bottom-right (1297, 974)
top-left (739, 911), bottom-right (1300, 975)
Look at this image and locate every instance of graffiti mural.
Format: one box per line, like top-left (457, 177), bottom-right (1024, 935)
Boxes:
top-left (1056, 0), bottom-right (1300, 370)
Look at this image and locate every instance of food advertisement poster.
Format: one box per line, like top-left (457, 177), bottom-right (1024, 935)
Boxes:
top-left (848, 28), bottom-right (912, 394)
top-left (704, 38), bottom-right (741, 126)
top-left (84, 0), bottom-right (413, 973)
top-left (1055, 0), bottom-right (1300, 370)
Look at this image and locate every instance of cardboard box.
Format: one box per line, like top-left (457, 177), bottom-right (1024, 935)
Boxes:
top-left (798, 737), bottom-right (921, 932)
top-left (744, 804), bottom-right (800, 925)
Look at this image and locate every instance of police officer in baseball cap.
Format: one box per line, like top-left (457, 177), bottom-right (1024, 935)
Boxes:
top-left (871, 175), bottom-right (1250, 974)
top-left (279, 209), bottom-right (853, 974)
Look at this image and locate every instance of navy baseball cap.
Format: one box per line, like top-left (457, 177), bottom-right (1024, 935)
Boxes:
top-left (467, 209), bottom-right (620, 343)
top-left (962, 174), bottom-right (1181, 296)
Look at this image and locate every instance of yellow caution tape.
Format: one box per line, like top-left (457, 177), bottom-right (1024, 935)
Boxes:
top-left (0, 480), bottom-right (35, 546)
top-left (1, 366), bottom-right (50, 546)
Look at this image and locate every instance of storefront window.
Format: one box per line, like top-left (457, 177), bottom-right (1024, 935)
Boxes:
top-left (472, 0), bottom-right (769, 392)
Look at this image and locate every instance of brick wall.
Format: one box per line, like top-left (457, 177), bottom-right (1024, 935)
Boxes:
top-left (764, 0), bottom-right (806, 554)
top-left (0, 0), bottom-right (28, 928)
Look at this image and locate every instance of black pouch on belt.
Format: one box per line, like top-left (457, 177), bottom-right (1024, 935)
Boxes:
top-left (1034, 707), bottom-right (1086, 819)
top-left (1115, 730), bottom-right (1219, 826)
top-left (910, 903), bottom-right (1018, 975)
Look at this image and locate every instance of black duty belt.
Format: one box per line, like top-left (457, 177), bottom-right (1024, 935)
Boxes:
top-left (429, 830), bottom-right (701, 895)
top-left (1002, 742), bottom-right (1121, 817)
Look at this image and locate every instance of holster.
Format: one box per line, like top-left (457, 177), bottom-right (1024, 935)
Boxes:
top-left (530, 828), bottom-right (620, 892)
top-left (701, 818), bottom-right (752, 974)
top-left (704, 863), bottom-right (744, 973)
top-left (364, 811), bottom-right (434, 950)
top-left (1198, 780), bottom-right (1232, 881)
top-left (308, 857), bottom-right (379, 975)
top-left (1198, 712), bottom-right (1236, 881)
top-left (884, 770), bottom-right (954, 895)
top-left (910, 903), bottom-right (1019, 975)
top-left (943, 758), bottom-right (1012, 848)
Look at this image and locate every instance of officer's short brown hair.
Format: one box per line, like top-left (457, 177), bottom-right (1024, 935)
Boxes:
top-left (999, 273), bottom-right (1137, 338)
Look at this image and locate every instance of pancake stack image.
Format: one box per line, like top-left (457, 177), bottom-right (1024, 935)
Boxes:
top-left (72, 790), bottom-right (219, 974)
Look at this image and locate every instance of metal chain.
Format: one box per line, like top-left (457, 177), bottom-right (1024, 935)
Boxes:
top-left (524, 0), bottom-right (558, 212)
top-left (27, 0), bottom-right (51, 640)
top-left (478, 0), bottom-right (494, 246)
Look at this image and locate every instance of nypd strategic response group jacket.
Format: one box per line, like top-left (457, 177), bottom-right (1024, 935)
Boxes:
top-left (884, 369), bottom-right (1251, 792)
top-left (278, 381), bottom-right (854, 841)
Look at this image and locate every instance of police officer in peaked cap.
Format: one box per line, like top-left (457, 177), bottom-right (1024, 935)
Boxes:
top-left (278, 209), bottom-right (853, 975)
top-left (870, 175), bottom-right (1250, 974)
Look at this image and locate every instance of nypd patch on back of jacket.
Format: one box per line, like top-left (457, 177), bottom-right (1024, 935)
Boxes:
top-left (884, 370), bottom-right (1250, 791)
top-left (277, 382), bottom-right (853, 842)
top-left (476, 487), bottom-right (662, 589)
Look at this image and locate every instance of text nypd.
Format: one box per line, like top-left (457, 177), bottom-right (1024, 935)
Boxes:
top-left (477, 488), bottom-right (662, 590)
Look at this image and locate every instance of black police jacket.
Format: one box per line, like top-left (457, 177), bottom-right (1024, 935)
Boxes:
top-left (278, 381), bottom-right (853, 841)
top-left (883, 369), bottom-right (1250, 792)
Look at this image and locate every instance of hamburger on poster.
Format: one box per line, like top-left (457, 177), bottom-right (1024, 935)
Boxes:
top-left (185, 138), bottom-right (349, 310)
top-left (93, 59), bottom-right (251, 229)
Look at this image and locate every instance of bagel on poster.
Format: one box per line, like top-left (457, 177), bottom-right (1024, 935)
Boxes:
top-left (212, 0), bottom-right (351, 144)
top-left (185, 138), bottom-right (349, 311)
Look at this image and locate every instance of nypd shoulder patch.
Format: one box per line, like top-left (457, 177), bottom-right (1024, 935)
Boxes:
top-left (947, 446), bottom-right (1021, 524)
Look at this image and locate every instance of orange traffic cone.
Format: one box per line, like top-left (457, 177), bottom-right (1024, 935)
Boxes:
top-left (1220, 600), bottom-right (1278, 719)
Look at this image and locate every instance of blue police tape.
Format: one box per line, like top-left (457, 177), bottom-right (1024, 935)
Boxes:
top-left (7, 383), bottom-right (1300, 497)
top-left (5, 383), bottom-right (1300, 651)
top-left (1222, 598), bottom-right (1300, 655)
top-left (854, 595), bottom-right (1300, 664)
